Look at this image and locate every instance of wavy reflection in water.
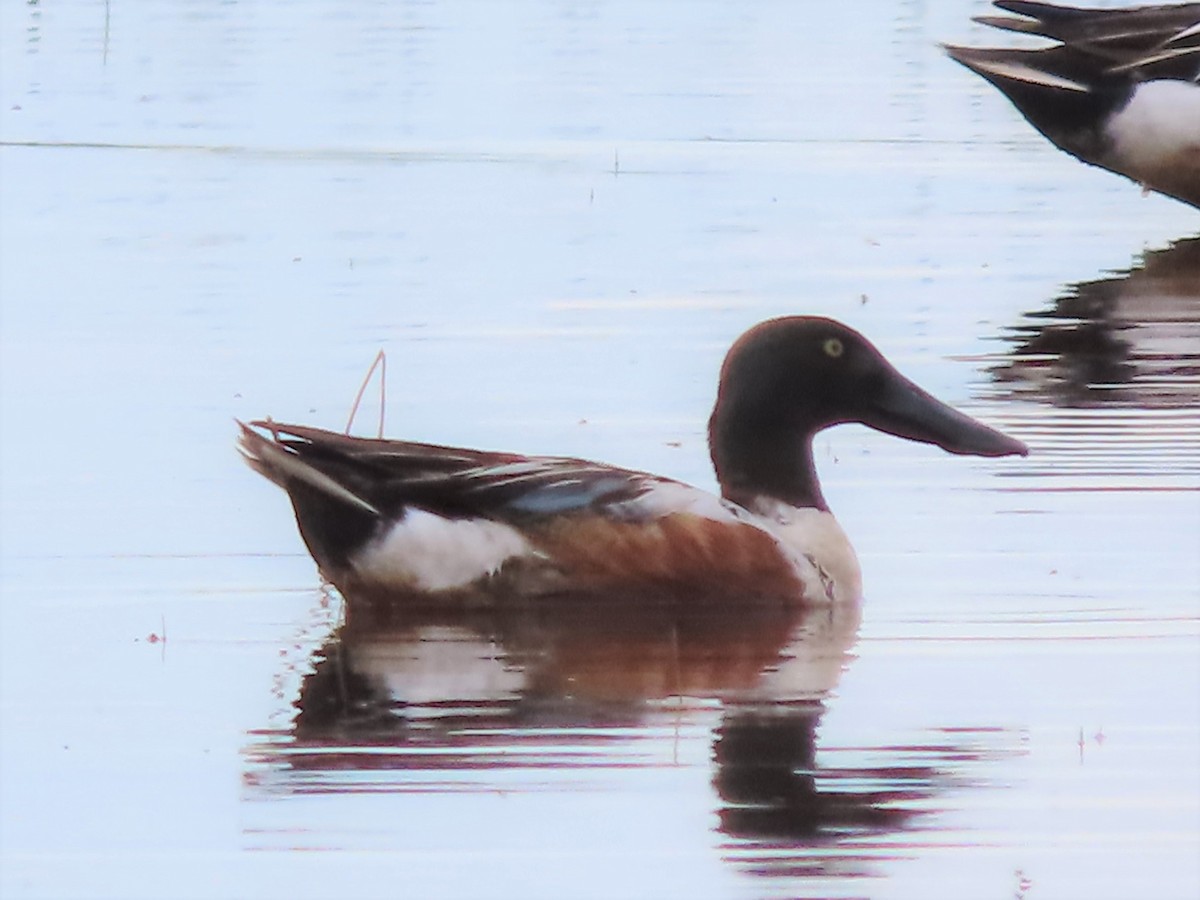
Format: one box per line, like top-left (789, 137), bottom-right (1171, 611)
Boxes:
top-left (247, 596), bottom-right (856, 788)
top-left (244, 593), bottom-right (1023, 882)
top-left (716, 720), bottom-right (1024, 881)
top-left (991, 237), bottom-right (1200, 408)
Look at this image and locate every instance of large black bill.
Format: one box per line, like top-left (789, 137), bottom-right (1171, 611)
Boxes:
top-left (863, 369), bottom-right (1028, 458)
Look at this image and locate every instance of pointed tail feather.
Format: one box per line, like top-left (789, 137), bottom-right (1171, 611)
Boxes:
top-left (236, 420), bottom-right (381, 517)
top-left (944, 44), bottom-right (1090, 91)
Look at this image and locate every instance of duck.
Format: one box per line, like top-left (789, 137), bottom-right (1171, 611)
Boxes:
top-left (944, 1), bottom-right (1200, 208)
top-left (238, 316), bottom-right (1027, 607)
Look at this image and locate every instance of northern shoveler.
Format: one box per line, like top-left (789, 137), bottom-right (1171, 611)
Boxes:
top-left (239, 316), bottom-right (1027, 606)
top-left (945, 1), bottom-right (1200, 208)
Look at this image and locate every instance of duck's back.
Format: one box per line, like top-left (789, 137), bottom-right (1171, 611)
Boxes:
top-left (238, 422), bottom-right (849, 605)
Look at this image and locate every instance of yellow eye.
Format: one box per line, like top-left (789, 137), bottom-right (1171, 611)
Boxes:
top-left (823, 337), bottom-right (844, 358)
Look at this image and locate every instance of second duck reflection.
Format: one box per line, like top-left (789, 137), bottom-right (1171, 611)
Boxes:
top-left (992, 236), bottom-right (1200, 408)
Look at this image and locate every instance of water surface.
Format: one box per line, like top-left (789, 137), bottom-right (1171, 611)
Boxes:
top-left (1, 2), bottom-right (1198, 899)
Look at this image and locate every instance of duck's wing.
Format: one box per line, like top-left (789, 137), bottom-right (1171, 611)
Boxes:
top-left (971, 1), bottom-right (1200, 79)
top-left (239, 419), bottom-right (662, 522)
top-left (984, 1), bottom-right (1200, 74)
top-left (238, 419), bottom-right (658, 593)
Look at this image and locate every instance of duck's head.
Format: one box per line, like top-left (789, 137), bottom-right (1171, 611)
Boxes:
top-left (708, 316), bottom-right (1028, 510)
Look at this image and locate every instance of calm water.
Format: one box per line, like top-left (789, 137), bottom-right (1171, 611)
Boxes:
top-left (1, 1), bottom-right (1198, 898)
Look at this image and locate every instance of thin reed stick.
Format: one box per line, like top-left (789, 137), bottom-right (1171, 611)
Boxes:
top-left (344, 350), bottom-right (387, 438)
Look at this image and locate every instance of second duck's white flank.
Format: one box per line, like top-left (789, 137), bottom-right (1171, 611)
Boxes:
top-left (1106, 80), bottom-right (1200, 185)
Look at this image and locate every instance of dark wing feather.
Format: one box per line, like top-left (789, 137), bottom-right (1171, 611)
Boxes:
top-left (982, 1), bottom-right (1200, 79)
top-left (246, 420), bottom-right (659, 523)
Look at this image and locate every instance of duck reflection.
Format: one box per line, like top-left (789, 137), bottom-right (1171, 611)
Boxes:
top-left (991, 237), bottom-right (1200, 408)
top-left (245, 592), bottom-right (1010, 879)
top-left (262, 595), bottom-right (858, 755)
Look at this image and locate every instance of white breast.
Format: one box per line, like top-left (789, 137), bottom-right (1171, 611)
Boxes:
top-left (744, 498), bottom-right (863, 604)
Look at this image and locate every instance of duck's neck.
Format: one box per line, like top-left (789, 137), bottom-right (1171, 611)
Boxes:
top-left (708, 413), bottom-right (828, 512)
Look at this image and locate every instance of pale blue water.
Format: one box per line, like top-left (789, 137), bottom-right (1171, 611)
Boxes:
top-left (2, 2), bottom-right (1198, 899)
